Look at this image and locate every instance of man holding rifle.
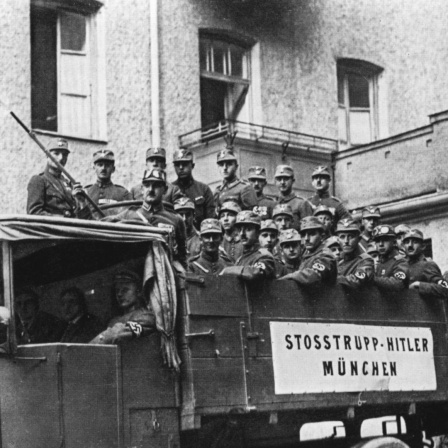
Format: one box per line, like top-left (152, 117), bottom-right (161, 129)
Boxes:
top-left (27, 138), bottom-right (92, 219)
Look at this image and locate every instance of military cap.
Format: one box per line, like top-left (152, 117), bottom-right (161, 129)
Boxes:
top-left (260, 219), bottom-right (278, 233)
top-left (114, 269), bottom-right (141, 284)
top-left (142, 168), bottom-right (167, 184)
top-left (146, 147), bottom-right (166, 160)
top-left (235, 211), bottom-right (261, 227)
top-left (335, 218), bottom-right (360, 233)
top-left (395, 224), bottom-right (411, 235)
top-left (174, 197), bottom-right (195, 212)
top-left (324, 236), bottom-right (342, 249)
top-left (366, 242), bottom-right (379, 255)
top-left (200, 218), bottom-right (223, 235)
top-left (274, 165), bottom-right (294, 178)
top-left (173, 148), bottom-right (193, 163)
top-left (372, 224), bottom-right (396, 240)
top-left (93, 149), bottom-right (115, 163)
top-left (402, 229), bottom-right (424, 242)
top-left (312, 165), bottom-right (331, 178)
top-left (279, 229), bottom-right (301, 245)
top-left (219, 200), bottom-right (241, 215)
top-left (272, 204), bottom-right (293, 219)
top-left (217, 148), bottom-right (237, 164)
top-left (300, 216), bottom-right (324, 232)
top-left (362, 206), bottom-right (381, 219)
top-left (48, 138), bottom-right (70, 153)
top-left (313, 204), bottom-right (335, 217)
top-left (247, 166), bottom-right (267, 180)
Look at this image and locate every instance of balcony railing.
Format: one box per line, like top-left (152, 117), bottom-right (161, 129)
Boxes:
top-left (178, 120), bottom-right (338, 153)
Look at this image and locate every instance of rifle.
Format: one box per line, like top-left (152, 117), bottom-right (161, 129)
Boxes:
top-left (10, 112), bottom-right (106, 218)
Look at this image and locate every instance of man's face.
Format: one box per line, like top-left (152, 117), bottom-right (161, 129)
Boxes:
top-left (376, 237), bottom-right (395, 257)
top-left (142, 180), bottom-right (166, 206)
top-left (15, 293), bottom-right (39, 325)
top-left (146, 157), bottom-right (166, 170)
top-left (363, 217), bottom-right (379, 233)
top-left (404, 238), bottom-right (424, 259)
top-left (238, 225), bottom-right (259, 248)
top-left (274, 215), bottom-right (293, 231)
top-left (201, 233), bottom-right (222, 256)
top-left (275, 176), bottom-right (294, 195)
top-left (219, 211), bottom-right (237, 232)
top-left (328, 244), bottom-right (342, 261)
top-left (61, 292), bottom-right (83, 321)
top-left (311, 175), bottom-right (331, 193)
top-left (115, 282), bottom-right (139, 310)
top-left (281, 242), bottom-right (301, 263)
top-left (396, 233), bottom-right (407, 251)
top-left (174, 161), bottom-right (194, 180)
top-left (316, 213), bottom-right (333, 233)
top-left (178, 210), bottom-right (195, 233)
top-left (259, 230), bottom-right (278, 252)
top-left (301, 229), bottom-right (322, 252)
top-left (338, 231), bottom-right (359, 255)
top-left (249, 178), bottom-right (266, 195)
top-left (218, 161), bottom-right (238, 181)
top-left (94, 160), bottom-right (115, 182)
top-left (48, 149), bottom-right (69, 169)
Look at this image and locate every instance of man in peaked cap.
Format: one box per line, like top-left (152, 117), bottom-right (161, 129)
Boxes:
top-left (214, 144), bottom-right (258, 211)
top-left (359, 206), bottom-right (381, 253)
top-left (281, 216), bottom-right (337, 286)
top-left (335, 218), bottom-right (374, 289)
top-left (219, 200), bottom-right (243, 262)
top-left (85, 150), bottom-right (132, 216)
top-left (323, 236), bottom-right (342, 262)
top-left (259, 219), bottom-right (287, 278)
top-left (403, 229), bottom-right (448, 299)
top-left (174, 197), bottom-right (201, 259)
top-left (130, 147), bottom-right (183, 211)
top-left (172, 148), bottom-right (215, 228)
top-left (247, 166), bottom-right (276, 220)
top-left (313, 204), bottom-right (335, 239)
top-left (372, 224), bottom-right (409, 291)
top-left (27, 138), bottom-right (91, 218)
top-left (220, 211), bottom-right (275, 281)
top-left (105, 168), bottom-right (187, 268)
top-left (278, 229), bottom-right (302, 275)
top-left (272, 203), bottom-right (294, 231)
top-left (308, 165), bottom-right (350, 224)
top-left (187, 219), bottom-right (232, 276)
top-left (274, 165), bottom-right (313, 231)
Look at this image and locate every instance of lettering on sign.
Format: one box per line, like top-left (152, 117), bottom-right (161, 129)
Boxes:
top-left (270, 322), bottom-right (436, 394)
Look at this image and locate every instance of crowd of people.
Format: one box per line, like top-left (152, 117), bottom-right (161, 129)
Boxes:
top-left (20, 136), bottom-right (448, 345)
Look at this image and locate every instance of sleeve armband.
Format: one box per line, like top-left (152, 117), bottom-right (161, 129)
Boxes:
top-left (355, 271), bottom-right (366, 280)
top-left (438, 279), bottom-right (448, 289)
top-left (126, 321), bottom-right (143, 338)
top-left (312, 262), bottom-right (326, 272)
top-left (254, 261), bottom-right (266, 272)
top-left (394, 271), bottom-right (406, 280)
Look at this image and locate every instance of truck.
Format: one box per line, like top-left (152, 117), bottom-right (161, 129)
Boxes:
top-left (0, 214), bottom-right (446, 448)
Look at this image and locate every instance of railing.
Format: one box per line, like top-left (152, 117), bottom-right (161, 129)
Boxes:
top-left (178, 120), bottom-right (338, 153)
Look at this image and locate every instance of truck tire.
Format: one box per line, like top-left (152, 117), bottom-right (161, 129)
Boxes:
top-left (350, 437), bottom-right (410, 448)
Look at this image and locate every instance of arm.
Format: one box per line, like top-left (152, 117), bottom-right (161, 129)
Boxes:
top-left (240, 184), bottom-right (258, 210)
top-left (204, 185), bottom-right (216, 219)
top-left (374, 259), bottom-right (409, 291)
top-left (298, 199), bottom-right (314, 220)
top-left (338, 256), bottom-right (374, 289)
top-left (27, 175), bottom-right (52, 215)
top-left (336, 201), bottom-right (351, 221)
top-left (175, 217), bottom-right (188, 269)
top-left (413, 261), bottom-right (448, 299)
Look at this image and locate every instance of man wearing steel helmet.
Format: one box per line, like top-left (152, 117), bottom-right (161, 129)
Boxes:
top-left (188, 219), bottom-right (232, 276)
top-left (174, 197), bottom-right (201, 259)
top-left (308, 165), bottom-right (350, 223)
top-left (278, 229), bottom-right (302, 274)
top-left (247, 166), bottom-right (276, 220)
top-left (403, 229), bottom-right (448, 299)
top-left (27, 138), bottom-right (91, 218)
top-left (220, 211), bottom-right (275, 281)
top-left (372, 225), bottom-right (409, 291)
top-left (172, 148), bottom-right (215, 227)
top-left (281, 216), bottom-right (337, 285)
top-left (274, 165), bottom-right (313, 231)
top-left (359, 206), bottom-right (381, 253)
top-left (336, 218), bottom-right (374, 289)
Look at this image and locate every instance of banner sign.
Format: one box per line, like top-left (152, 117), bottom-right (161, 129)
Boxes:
top-left (270, 322), bottom-right (436, 394)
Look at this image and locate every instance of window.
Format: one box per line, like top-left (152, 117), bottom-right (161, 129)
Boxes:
top-left (199, 33), bottom-right (252, 129)
top-left (337, 59), bottom-right (383, 147)
top-left (31, 1), bottom-right (105, 139)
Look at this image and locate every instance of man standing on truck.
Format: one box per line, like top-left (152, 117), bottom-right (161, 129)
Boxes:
top-left (219, 200), bottom-right (243, 262)
top-left (247, 166), bottom-right (276, 219)
top-left (372, 224), bottom-right (409, 291)
top-left (359, 206), bottom-right (381, 253)
top-left (27, 138), bottom-right (91, 218)
top-left (278, 228), bottom-right (302, 274)
top-left (403, 229), bottom-right (448, 299)
top-left (174, 197), bottom-right (201, 259)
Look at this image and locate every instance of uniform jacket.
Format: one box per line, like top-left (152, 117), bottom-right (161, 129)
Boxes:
top-left (86, 180), bottom-right (132, 205)
top-left (60, 313), bottom-right (106, 343)
top-left (235, 244), bottom-right (276, 279)
top-left (27, 166), bottom-right (91, 219)
top-left (282, 258), bottom-right (301, 275)
top-left (214, 177), bottom-right (258, 211)
top-left (253, 194), bottom-right (276, 220)
top-left (222, 231), bottom-right (244, 262)
top-left (16, 310), bottom-right (67, 345)
top-left (275, 193), bottom-right (314, 230)
top-left (172, 177), bottom-right (215, 226)
top-left (188, 252), bottom-right (232, 276)
top-left (308, 191), bottom-right (351, 223)
top-left (274, 257), bottom-right (289, 278)
top-left (130, 181), bottom-right (184, 211)
top-left (408, 254), bottom-right (448, 299)
top-left (186, 228), bottom-right (201, 259)
top-left (338, 247), bottom-right (374, 289)
top-left (358, 232), bottom-right (373, 253)
top-left (374, 249), bottom-right (409, 291)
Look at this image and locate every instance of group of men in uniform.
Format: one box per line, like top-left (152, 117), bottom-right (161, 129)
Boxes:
top-left (25, 137), bottom-right (448, 297)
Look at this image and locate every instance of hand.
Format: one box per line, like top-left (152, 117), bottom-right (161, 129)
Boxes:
top-left (409, 281), bottom-right (420, 290)
top-left (72, 183), bottom-right (87, 206)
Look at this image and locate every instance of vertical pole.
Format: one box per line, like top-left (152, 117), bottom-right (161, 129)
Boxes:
top-left (150, 0), bottom-right (161, 147)
top-left (2, 241), bottom-right (16, 354)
